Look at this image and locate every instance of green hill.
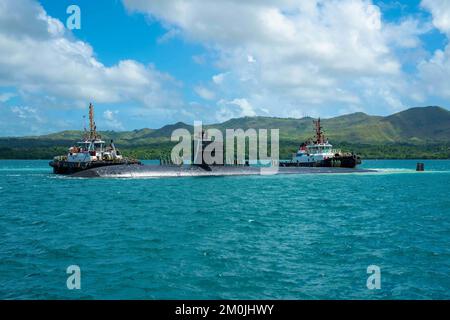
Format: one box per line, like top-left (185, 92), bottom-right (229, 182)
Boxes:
top-left (382, 106), bottom-right (450, 142)
top-left (1, 106), bottom-right (449, 159)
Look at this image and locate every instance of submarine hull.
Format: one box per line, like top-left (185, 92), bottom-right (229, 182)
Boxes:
top-left (70, 164), bottom-right (375, 178)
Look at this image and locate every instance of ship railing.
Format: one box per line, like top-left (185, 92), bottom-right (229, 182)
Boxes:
top-left (331, 149), bottom-right (341, 154)
top-left (53, 155), bottom-right (67, 161)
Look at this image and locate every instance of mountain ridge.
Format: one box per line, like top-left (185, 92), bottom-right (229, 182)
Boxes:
top-left (5, 106), bottom-right (449, 142)
top-left (1, 106), bottom-right (449, 159)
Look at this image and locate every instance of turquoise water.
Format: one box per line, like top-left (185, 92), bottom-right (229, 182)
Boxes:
top-left (0, 159), bottom-right (449, 299)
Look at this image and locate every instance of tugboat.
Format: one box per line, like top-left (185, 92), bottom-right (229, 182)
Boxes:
top-left (49, 103), bottom-right (141, 174)
top-left (281, 118), bottom-right (361, 168)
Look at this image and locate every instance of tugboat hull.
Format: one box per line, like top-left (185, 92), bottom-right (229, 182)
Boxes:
top-left (49, 159), bottom-right (141, 175)
top-left (281, 154), bottom-right (361, 168)
top-left (323, 154), bottom-right (361, 168)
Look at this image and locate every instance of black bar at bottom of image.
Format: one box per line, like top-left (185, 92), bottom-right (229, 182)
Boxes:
top-left (0, 300), bottom-right (448, 318)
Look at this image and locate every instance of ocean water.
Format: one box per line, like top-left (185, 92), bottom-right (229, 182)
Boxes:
top-left (0, 159), bottom-right (449, 299)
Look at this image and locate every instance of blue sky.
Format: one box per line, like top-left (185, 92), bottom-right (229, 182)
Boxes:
top-left (0, 0), bottom-right (449, 136)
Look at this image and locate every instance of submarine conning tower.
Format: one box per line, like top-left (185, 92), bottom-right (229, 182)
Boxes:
top-left (191, 130), bottom-right (250, 167)
top-left (192, 130), bottom-right (224, 168)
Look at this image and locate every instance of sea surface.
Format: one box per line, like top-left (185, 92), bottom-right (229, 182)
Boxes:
top-left (0, 159), bottom-right (449, 299)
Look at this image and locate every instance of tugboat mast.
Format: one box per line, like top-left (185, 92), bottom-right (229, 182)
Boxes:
top-left (313, 118), bottom-right (326, 144)
top-left (88, 103), bottom-right (98, 140)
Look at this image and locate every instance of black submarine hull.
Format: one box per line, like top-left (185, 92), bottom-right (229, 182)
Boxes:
top-left (70, 164), bottom-right (375, 178)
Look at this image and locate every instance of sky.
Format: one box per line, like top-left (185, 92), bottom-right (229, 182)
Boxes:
top-left (0, 0), bottom-right (450, 136)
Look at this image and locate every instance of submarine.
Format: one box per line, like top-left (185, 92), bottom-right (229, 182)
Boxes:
top-left (71, 129), bottom-right (374, 178)
top-left (71, 163), bottom-right (374, 178)
top-left (51, 106), bottom-right (374, 178)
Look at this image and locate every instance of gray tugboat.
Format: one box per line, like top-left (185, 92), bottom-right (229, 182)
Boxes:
top-left (280, 118), bottom-right (361, 168)
top-left (49, 103), bottom-right (141, 174)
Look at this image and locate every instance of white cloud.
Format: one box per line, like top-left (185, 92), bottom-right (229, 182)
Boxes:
top-left (212, 73), bottom-right (228, 85)
top-left (124, 0), bottom-right (418, 118)
top-left (230, 98), bottom-right (256, 117)
top-left (384, 18), bottom-right (431, 49)
top-left (417, 45), bottom-right (450, 99)
top-left (2, 0), bottom-right (449, 135)
top-left (0, 0), bottom-right (181, 110)
top-left (421, 0), bottom-right (450, 35)
top-left (417, 1), bottom-right (450, 100)
top-left (0, 92), bottom-right (16, 102)
top-left (10, 106), bottom-right (42, 121)
top-left (217, 98), bottom-right (256, 121)
top-left (103, 109), bottom-right (124, 130)
top-left (157, 28), bottom-right (181, 44)
top-left (0, 104), bottom-right (47, 135)
top-left (124, 0), bottom-right (399, 74)
top-left (194, 86), bottom-right (215, 100)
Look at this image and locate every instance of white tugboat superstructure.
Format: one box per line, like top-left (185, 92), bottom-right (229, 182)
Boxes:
top-left (293, 119), bottom-right (337, 164)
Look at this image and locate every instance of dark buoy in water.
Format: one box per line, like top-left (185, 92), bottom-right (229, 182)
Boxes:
top-left (416, 162), bottom-right (425, 171)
